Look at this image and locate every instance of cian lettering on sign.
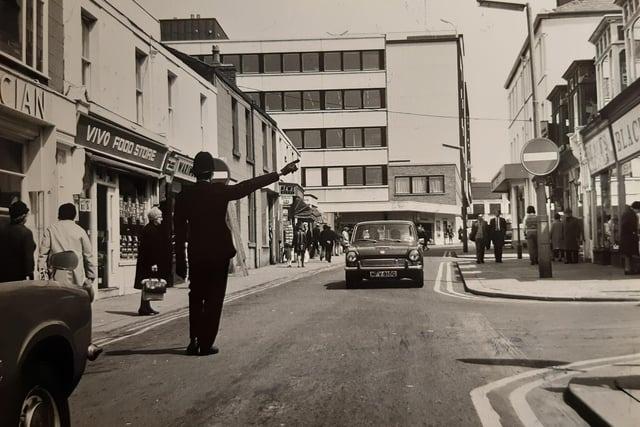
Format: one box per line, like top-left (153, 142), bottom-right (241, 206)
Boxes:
top-left (0, 71), bottom-right (46, 120)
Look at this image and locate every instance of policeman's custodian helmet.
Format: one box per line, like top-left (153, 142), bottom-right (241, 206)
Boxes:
top-left (193, 151), bottom-right (215, 177)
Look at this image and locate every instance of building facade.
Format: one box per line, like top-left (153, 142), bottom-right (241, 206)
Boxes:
top-left (162, 31), bottom-right (469, 245)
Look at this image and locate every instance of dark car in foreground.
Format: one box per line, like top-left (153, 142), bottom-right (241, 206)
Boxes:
top-left (344, 220), bottom-right (425, 288)
top-left (0, 252), bottom-right (96, 426)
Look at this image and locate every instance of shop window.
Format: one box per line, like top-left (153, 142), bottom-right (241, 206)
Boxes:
top-left (304, 168), bottom-right (322, 187)
top-left (326, 129), bottom-right (344, 148)
top-left (0, 138), bottom-right (23, 215)
top-left (362, 50), bottom-right (382, 70)
top-left (345, 128), bottom-right (363, 148)
top-left (285, 130), bottom-right (303, 149)
top-left (118, 174), bottom-right (149, 260)
top-left (0, 0), bottom-right (46, 72)
top-left (363, 89), bottom-right (383, 108)
top-left (242, 54), bottom-right (259, 73)
top-left (365, 166), bottom-right (383, 186)
top-left (263, 53), bottom-right (281, 73)
top-left (327, 167), bottom-right (344, 186)
top-left (364, 128), bottom-right (383, 147)
top-left (303, 91), bottom-right (321, 110)
top-left (303, 130), bottom-right (321, 149)
top-left (343, 51), bottom-right (361, 71)
top-left (265, 92), bottom-right (283, 111)
top-left (395, 177), bottom-right (410, 194)
top-left (284, 91), bottom-right (302, 111)
top-left (428, 176), bottom-right (445, 193)
top-left (283, 53), bottom-right (301, 72)
top-left (412, 176), bottom-right (427, 193)
top-left (345, 167), bottom-right (364, 186)
top-left (344, 90), bottom-right (362, 109)
top-left (302, 52), bottom-right (320, 72)
top-left (325, 90), bottom-right (342, 110)
top-left (323, 52), bottom-right (342, 71)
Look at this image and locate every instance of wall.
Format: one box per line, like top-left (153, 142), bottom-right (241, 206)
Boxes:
top-left (388, 164), bottom-right (459, 206)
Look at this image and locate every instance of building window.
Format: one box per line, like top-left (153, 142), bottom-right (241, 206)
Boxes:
top-left (285, 130), bottom-right (302, 149)
top-left (81, 12), bottom-right (96, 90)
top-left (221, 54), bottom-right (241, 71)
top-left (261, 123), bottom-right (268, 170)
top-left (303, 91), bottom-right (321, 110)
top-left (248, 192), bottom-right (256, 243)
top-left (344, 90), bottom-right (362, 109)
top-left (325, 90), bottom-right (343, 109)
top-left (325, 129), bottom-right (344, 148)
top-left (232, 99), bottom-right (240, 157)
top-left (323, 52), bottom-right (342, 71)
top-left (412, 176), bottom-right (427, 193)
top-left (0, 137), bottom-right (24, 215)
top-left (135, 50), bottom-right (147, 124)
top-left (345, 128), bottom-right (363, 148)
top-left (473, 204), bottom-right (485, 215)
top-left (263, 53), bottom-right (281, 73)
top-left (283, 53), bottom-right (301, 72)
top-left (395, 177), bottom-right (410, 194)
top-left (242, 54), bottom-right (260, 73)
top-left (489, 203), bottom-right (501, 215)
top-left (302, 52), bottom-right (320, 72)
top-left (363, 89), bottom-right (383, 108)
top-left (284, 91), bottom-right (302, 111)
top-left (364, 128), bottom-right (383, 147)
top-left (618, 25), bottom-right (625, 41)
top-left (428, 176), bottom-right (445, 193)
top-left (303, 130), bottom-right (321, 149)
top-left (304, 168), bottom-right (322, 187)
top-left (362, 50), bottom-right (382, 70)
top-left (343, 51), bottom-right (361, 70)
top-left (395, 175), bottom-right (445, 194)
top-left (268, 129), bottom-right (275, 171)
top-left (365, 166), bottom-right (383, 186)
top-left (345, 166), bottom-right (364, 186)
top-left (245, 109), bottom-right (254, 161)
top-left (0, 0), bottom-right (46, 72)
top-left (327, 167), bottom-right (344, 186)
top-left (265, 92), bottom-right (283, 111)
top-left (246, 92), bottom-right (261, 107)
top-left (167, 71), bottom-right (177, 137)
top-left (200, 94), bottom-right (207, 146)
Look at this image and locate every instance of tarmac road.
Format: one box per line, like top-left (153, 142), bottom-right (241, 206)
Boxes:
top-left (69, 247), bottom-right (640, 426)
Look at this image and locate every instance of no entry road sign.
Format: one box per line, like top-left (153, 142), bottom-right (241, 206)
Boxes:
top-left (521, 138), bottom-right (560, 176)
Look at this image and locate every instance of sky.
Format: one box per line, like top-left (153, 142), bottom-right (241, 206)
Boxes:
top-left (140, 0), bottom-right (559, 182)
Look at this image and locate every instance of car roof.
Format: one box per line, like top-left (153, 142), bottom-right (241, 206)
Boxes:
top-left (354, 221), bottom-right (415, 226)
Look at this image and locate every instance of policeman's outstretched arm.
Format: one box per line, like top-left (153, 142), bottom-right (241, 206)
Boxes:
top-left (226, 159), bottom-right (300, 201)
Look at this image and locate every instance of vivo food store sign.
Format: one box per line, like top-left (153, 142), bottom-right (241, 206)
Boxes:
top-left (76, 114), bottom-right (167, 170)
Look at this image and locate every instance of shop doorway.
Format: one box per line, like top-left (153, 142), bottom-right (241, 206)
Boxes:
top-left (97, 184), bottom-right (117, 289)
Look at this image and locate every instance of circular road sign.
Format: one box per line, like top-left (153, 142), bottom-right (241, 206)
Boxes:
top-left (521, 138), bottom-right (560, 176)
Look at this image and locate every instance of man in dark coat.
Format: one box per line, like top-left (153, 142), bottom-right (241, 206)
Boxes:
top-left (620, 201), bottom-right (640, 275)
top-left (470, 215), bottom-right (490, 264)
top-left (134, 206), bottom-right (171, 315)
top-left (489, 211), bottom-right (507, 263)
top-left (292, 224), bottom-right (307, 267)
top-left (563, 208), bottom-right (582, 264)
top-left (174, 151), bottom-right (298, 356)
top-left (319, 225), bottom-right (338, 263)
top-left (0, 201), bottom-right (36, 282)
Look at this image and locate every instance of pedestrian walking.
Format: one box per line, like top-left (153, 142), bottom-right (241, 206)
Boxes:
top-left (312, 223), bottom-right (322, 260)
top-left (524, 206), bottom-right (538, 265)
top-left (489, 211), bottom-right (507, 263)
top-left (563, 208), bottom-right (582, 264)
top-left (174, 151), bottom-right (299, 356)
top-left (320, 224), bottom-right (337, 263)
top-left (550, 213), bottom-right (564, 262)
top-left (293, 224), bottom-right (307, 268)
top-left (133, 207), bottom-right (171, 315)
top-left (283, 221), bottom-right (294, 267)
top-left (38, 203), bottom-right (97, 301)
top-left (469, 215), bottom-right (490, 264)
top-left (416, 224), bottom-right (429, 251)
top-left (620, 201), bottom-right (640, 275)
top-left (0, 201), bottom-right (36, 282)
top-left (341, 227), bottom-right (350, 251)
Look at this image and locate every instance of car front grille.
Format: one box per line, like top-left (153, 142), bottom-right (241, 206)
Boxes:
top-left (360, 258), bottom-right (405, 268)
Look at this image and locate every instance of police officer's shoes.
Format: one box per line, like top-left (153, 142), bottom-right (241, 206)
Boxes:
top-left (199, 345), bottom-right (219, 356)
top-left (186, 340), bottom-right (199, 356)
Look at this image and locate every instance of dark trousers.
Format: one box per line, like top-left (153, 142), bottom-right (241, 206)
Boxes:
top-left (476, 238), bottom-right (486, 262)
top-left (553, 249), bottom-right (563, 261)
top-left (323, 242), bottom-right (333, 262)
top-left (493, 242), bottom-right (504, 262)
top-left (188, 260), bottom-right (230, 349)
top-left (565, 250), bottom-right (579, 264)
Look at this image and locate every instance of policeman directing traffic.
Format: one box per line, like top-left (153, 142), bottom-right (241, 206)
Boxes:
top-left (174, 151), bottom-right (299, 356)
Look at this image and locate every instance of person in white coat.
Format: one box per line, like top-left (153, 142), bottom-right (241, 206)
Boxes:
top-left (39, 203), bottom-right (97, 300)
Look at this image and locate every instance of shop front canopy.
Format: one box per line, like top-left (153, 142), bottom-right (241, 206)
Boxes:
top-left (490, 163), bottom-right (530, 193)
top-left (289, 196), bottom-right (323, 221)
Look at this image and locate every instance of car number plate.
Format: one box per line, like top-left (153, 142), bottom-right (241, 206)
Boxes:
top-left (370, 271), bottom-right (397, 278)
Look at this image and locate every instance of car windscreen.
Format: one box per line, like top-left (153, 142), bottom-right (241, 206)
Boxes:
top-left (353, 223), bottom-right (415, 242)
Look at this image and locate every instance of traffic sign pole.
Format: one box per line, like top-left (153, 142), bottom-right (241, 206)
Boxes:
top-left (521, 138), bottom-right (559, 279)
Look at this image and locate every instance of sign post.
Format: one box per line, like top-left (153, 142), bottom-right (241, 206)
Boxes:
top-left (521, 138), bottom-right (560, 279)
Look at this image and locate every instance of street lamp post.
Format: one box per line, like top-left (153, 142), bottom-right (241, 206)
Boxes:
top-left (443, 143), bottom-right (469, 253)
top-left (477, 0), bottom-right (552, 277)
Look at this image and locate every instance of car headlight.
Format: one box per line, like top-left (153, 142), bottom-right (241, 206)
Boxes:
top-left (408, 249), bottom-right (420, 262)
top-left (346, 251), bottom-right (358, 263)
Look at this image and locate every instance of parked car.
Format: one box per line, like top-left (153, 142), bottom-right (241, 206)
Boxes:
top-left (0, 251), bottom-right (97, 426)
top-left (344, 220), bottom-right (425, 288)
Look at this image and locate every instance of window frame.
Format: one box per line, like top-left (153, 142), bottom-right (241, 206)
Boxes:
top-left (81, 11), bottom-right (96, 90)
top-left (241, 54), bottom-right (260, 74)
top-left (263, 53), bottom-right (282, 73)
top-left (135, 49), bottom-right (148, 125)
top-left (394, 175), bottom-right (446, 195)
top-left (245, 108), bottom-right (254, 163)
top-left (0, 0), bottom-right (48, 75)
top-left (232, 98), bottom-right (240, 158)
top-left (167, 71), bottom-right (177, 137)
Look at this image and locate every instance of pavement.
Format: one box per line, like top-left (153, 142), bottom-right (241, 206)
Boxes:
top-left (455, 252), bottom-right (640, 302)
top-left (91, 257), bottom-right (344, 341)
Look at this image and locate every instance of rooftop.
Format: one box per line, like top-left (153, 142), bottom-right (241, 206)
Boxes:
top-left (554, 0), bottom-right (619, 12)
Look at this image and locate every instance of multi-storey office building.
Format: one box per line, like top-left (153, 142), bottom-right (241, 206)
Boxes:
top-left (163, 31), bottom-right (470, 244)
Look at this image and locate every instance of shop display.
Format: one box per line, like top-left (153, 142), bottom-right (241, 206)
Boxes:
top-left (119, 195), bottom-right (147, 259)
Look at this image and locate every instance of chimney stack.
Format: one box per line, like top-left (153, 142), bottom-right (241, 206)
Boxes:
top-left (212, 45), bottom-right (221, 64)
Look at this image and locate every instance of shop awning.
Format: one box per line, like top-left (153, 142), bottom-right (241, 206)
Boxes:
top-left (86, 152), bottom-right (162, 178)
top-left (289, 197), bottom-right (322, 221)
top-left (491, 163), bottom-right (530, 193)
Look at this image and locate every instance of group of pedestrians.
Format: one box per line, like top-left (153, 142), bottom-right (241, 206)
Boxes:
top-left (548, 208), bottom-right (583, 264)
top-left (284, 221), bottom-right (346, 267)
top-left (470, 210), bottom-right (507, 264)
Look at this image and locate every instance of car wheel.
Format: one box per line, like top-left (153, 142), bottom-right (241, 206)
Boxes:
top-left (17, 363), bottom-right (70, 427)
top-left (414, 273), bottom-right (424, 288)
top-left (345, 272), bottom-right (361, 289)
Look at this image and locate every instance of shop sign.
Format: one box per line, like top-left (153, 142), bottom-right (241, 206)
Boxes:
top-left (280, 183), bottom-right (296, 195)
top-left (164, 153), bottom-right (196, 183)
top-left (584, 128), bottom-right (615, 174)
top-left (78, 198), bottom-right (92, 212)
top-left (281, 194), bottom-right (293, 206)
top-left (612, 101), bottom-right (640, 163)
top-left (0, 69), bottom-right (47, 121)
top-left (76, 114), bottom-right (167, 171)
